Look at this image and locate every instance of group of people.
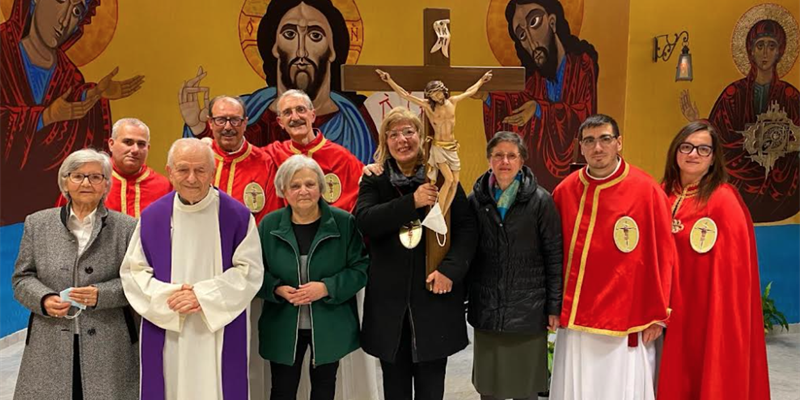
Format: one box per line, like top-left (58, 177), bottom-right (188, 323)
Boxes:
top-left (11, 87), bottom-right (770, 400)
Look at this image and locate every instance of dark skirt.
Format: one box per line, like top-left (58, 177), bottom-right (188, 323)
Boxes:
top-left (472, 329), bottom-right (549, 398)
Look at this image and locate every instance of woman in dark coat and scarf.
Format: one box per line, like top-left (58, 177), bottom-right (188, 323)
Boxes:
top-left (355, 107), bottom-right (477, 400)
top-left (467, 131), bottom-right (563, 400)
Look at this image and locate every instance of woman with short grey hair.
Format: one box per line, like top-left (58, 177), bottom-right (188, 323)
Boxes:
top-left (257, 154), bottom-right (368, 400)
top-left (12, 148), bottom-right (139, 399)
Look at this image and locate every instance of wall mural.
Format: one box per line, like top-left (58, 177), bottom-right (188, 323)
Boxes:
top-left (483, 0), bottom-right (599, 192)
top-left (179, 0), bottom-right (378, 165)
top-left (680, 3), bottom-right (799, 223)
top-left (0, 0), bottom-right (143, 227)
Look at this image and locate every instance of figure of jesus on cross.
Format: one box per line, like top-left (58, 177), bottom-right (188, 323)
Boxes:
top-left (376, 69), bottom-right (493, 215)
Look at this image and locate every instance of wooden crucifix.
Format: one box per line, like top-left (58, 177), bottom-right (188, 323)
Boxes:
top-left (341, 8), bottom-right (525, 289)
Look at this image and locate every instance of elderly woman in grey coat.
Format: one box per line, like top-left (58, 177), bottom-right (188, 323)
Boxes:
top-left (12, 149), bottom-right (139, 400)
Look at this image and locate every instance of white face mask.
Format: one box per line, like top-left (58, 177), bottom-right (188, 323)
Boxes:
top-left (422, 203), bottom-right (448, 236)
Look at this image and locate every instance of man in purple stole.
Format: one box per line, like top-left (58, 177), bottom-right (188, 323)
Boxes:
top-left (121, 138), bottom-right (264, 400)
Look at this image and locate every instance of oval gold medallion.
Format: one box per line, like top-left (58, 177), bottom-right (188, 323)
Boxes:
top-left (690, 217), bottom-right (718, 254)
top-left (399, 219), bottom-right (423, 249)
top-left (243, 182), bottom-right (265, 213)
top-left (322, 173), bottom-right (342, 204)
top-left (613, 216), bottom-right (639, 253)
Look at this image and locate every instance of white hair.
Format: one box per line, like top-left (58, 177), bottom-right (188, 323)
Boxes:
top-left (167, 138), bottom-right (214, 169)
top-left (112, 117), bottom-right (150, 141)
top-left (57, 148), bottom-right (113, 201)
top-left (276, 89), bottom-right (314, 112)
top-left (208, 95), bottom-right (247, 117)
top-left (274, 155), bottom-right (327, 199)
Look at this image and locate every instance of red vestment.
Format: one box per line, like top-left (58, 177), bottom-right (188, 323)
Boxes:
top-left (708, 73), bottom-right (800, 222)
top-left (262, 130), bottom-right (363, 213)
top-left (657, 183), bottom-right (770, 400)
top-left (56, 164), bottom-right (171, 218)
top-left (212, 140), bottom-right (276, 224)
top-left (1, 0), bottom-right (111, 226)
top-left (484, 52), bottom-right (597, 192)
top-left (552, 160), bottom-right (676, 334)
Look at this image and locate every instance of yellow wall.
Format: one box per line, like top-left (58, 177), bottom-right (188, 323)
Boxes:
top-left (2, 0), bottom-right (630, 191)
top-left (623, 0), bottom-right (800, 180)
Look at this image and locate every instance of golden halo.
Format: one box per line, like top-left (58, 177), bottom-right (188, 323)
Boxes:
top-left (731, 3), bottom-right (798, 78)
top-left (0, 0), bottom-right (118, 67)
top-left (239, 0), bottom-right (363, 81)
top-left (486, 0), bottom-right (584, 67)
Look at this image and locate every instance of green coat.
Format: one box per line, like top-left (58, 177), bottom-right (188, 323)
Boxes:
top-left (257, 201), bottom-right (368, 366)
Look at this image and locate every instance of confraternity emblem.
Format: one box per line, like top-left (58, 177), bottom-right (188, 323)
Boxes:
top-left (613, 216), bottom-right (639, 253)
top-left (399, 219), bottom-right (423, 249)
top-left (690, 217), bottom-right (718, 254)
top-left (741, 102), bottom-right (800, 177)
top-left (322, 173), bottom-right (342, 204)
top-left (672, 219), bottom-right (684, 233)
top-left (243, 182), bottom-right (265, 213)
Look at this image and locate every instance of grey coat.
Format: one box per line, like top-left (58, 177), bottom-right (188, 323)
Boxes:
top-left (12, 205), bottom-right (139, 400)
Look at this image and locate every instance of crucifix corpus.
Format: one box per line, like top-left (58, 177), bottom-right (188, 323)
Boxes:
top-left (342, 8), bottom-right (525, 288)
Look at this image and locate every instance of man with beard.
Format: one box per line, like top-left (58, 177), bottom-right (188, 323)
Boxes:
top-left (180, 0), bottom-right (378, 164)
top-left (56, 118), bottom-right (172, 217)
top-left (483, 0), bottom-right (599, 192)
top-left (208, 95), bottom-right (275, 224)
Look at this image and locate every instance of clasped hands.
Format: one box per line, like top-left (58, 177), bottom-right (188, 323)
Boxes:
top-left (275, 282), bottom-right (328, 306)
top-left (167, 284), bottom-right (202, 315)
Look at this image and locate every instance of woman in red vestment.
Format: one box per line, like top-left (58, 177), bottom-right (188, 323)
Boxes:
top-left (657, 120), bottom-right (770, 400)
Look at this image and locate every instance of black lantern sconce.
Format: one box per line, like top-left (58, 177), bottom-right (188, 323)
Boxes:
top-left (653, 31), bottom-right (693, 81)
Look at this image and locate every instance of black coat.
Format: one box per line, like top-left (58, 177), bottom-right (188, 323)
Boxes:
top-left (355, 163), bottom-right (477, 363)
top-left (467, 166), bottom-right (563, 333)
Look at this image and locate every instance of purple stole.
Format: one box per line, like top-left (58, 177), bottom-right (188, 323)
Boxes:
top-left (139, 190), bottom-right (251, 400)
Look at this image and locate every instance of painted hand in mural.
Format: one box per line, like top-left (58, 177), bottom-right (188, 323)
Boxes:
top-left (88, 67), bottom-right (145, 100)
top-left (680, 89), bottom-right (700, 122)
top-left (179, 66), bottom-right (211, 136)
top-left (502, 100), bottom-right (539, 127)
top-left (41, 87), bottom-right (102, 126)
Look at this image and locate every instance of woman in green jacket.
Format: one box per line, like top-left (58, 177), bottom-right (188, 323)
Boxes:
top-left (257, 155), bottom-right (369, 400)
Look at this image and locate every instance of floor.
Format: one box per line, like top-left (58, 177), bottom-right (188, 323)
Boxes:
top-left (2, 327), bottom-right (798, 399)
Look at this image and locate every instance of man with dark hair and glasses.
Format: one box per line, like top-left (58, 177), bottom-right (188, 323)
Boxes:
top-left (209, 95), bottom-right (276, 224)
top-left (549, 114), bottom-right (677, 399)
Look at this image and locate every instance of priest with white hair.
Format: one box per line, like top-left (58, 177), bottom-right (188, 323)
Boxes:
top-left (120, 138), bottom-right (264, 400)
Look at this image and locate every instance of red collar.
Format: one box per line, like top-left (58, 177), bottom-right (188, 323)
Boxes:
top-left (112, 164), bottom-right (148, 181)
top-left (288, 129), bottom-right (327, 154)
top-left (213, 140), bottom-right (250, 161)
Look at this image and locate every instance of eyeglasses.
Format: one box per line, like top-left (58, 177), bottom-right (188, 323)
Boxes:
top-left (580, 134), bottom-right (618, 148)
top-left (678, 142), bottom-right (713, 157)
top-left (210, 116), bottom-right (245, 127)
top-left (490, 152), bottom-right (520, 162)
top-left (280, 105), bottom-right (310, 118)
top-left (66, 173), bottom-right (106, 185)
top-left (387, 128), bottom-right (417, 141)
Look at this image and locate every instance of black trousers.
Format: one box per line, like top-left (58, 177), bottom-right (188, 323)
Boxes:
top-left (270, 329), bottom-right (339, 400)
top-left (380, 313), bottom-right (447, 400)
top-left (73, 335), bottom-right (83, 400)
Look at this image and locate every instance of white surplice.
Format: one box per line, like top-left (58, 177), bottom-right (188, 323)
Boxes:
top-left (549, 328), bottom-right (658, 400)
top-left (248, 289), bottom-right (380, 400)
top-left (120, 190), bottom-right (264, 400)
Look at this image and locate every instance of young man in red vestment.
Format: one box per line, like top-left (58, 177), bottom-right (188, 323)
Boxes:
top-left (549, 114), bottom-right (677, 400)
top-left (208, 96), bottom-right (276, 224)
top-left (262, 89), bottom-right (364, 213)
top-left (55, 118), bottom-right (171, 218)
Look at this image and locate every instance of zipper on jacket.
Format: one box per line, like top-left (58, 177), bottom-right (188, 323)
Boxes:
top-left (305, 234), bottom-right (335, 368)
top-left (271, 233), bottom-right (303, 363)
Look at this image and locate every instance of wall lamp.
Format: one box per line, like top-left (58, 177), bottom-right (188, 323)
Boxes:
top-left (653, 31), bottom-right (693, 81)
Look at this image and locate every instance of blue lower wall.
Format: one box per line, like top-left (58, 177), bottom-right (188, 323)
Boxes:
top-left (1, 222), bottom-right (798, 339)
top-left (1, 223), bottom-right (29, 337)
top-left (755, 224), bottom-right (800, 324)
